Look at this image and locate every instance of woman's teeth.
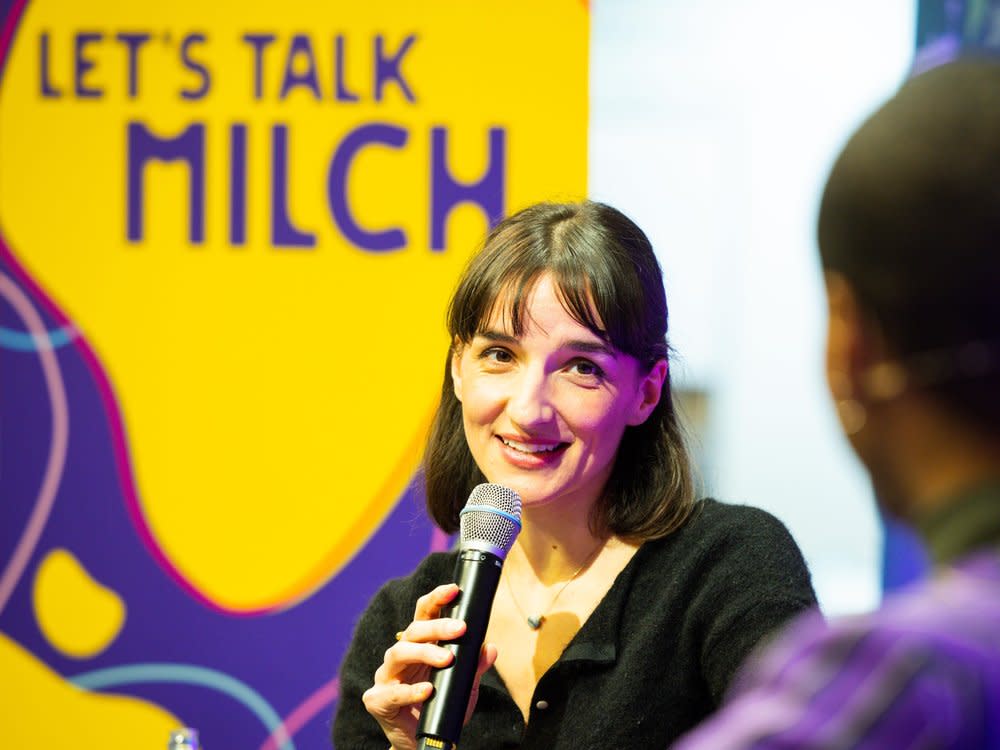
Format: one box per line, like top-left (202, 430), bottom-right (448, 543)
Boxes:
top-left (501, 437), bottom-right (561, 454)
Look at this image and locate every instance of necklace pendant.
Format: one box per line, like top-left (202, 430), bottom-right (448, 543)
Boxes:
top-left (527, 615), bottom-right (545, 630)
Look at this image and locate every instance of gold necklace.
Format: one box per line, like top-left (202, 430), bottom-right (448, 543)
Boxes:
top-left (505, 539), bottom-right (606, 630)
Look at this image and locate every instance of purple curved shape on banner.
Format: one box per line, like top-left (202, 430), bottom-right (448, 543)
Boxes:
top-left (0, 246), bottom-right (438, 750)
top-left (1, 239), bottom-right (439, 750)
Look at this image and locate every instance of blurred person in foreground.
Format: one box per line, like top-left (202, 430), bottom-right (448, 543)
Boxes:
top-left (674, 58), bottom-right (1000, 749)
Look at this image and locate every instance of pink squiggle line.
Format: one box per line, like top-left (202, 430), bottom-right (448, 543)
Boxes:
top-left (0, 272), bottom-right (70, 615)
top-left (257, 676), bottom-right (339, 750)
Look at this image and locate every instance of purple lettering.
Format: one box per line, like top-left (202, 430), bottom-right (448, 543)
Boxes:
top-left (333, 35), bottom-right (359, 103)
top-left (279, 34), bottom-right (321, 100)
top-left (116, 32), bottom-right (150, 99)
top-left (271, 125), bottom-right (316, 248)
top-left (242, 33), bottom-right (276, 100)
top-left (374, 34), bottom-right (416, 103)
top-left (38, 33), bottom-right (62, 98)
top-left (75, 32), bottom-right (103, 98)
top-left (127, 122), bottom-right (205, 243)
top-left (430, 127), bottom-right (505, 251)
top-left (180, 33), bottom-right (210, 100)
top-left (327, 123), bottom-right (408, 252)
top-left (230, 124), bottom-right (247, 246)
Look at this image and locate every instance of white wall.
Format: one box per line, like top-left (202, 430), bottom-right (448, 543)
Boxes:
top-left (590, 0), bottom-right (916, 614)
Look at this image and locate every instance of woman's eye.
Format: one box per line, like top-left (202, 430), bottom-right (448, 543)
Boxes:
top-left (569, 359), bottom-right (605, 379)
top-left (482, 347), bottom-right (513, 364)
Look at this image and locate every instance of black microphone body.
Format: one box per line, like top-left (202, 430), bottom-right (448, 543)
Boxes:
top-left (416, 549), bottom-right (503, 748)
top-left (415, 483), bottom-right (521, 750)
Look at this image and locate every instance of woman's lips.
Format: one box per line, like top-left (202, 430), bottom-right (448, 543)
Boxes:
top-left (496, 435), bottom-right (569, 466)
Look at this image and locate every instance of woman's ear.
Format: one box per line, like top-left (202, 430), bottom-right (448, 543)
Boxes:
top-left (628, 358), bottom-right (668, 426)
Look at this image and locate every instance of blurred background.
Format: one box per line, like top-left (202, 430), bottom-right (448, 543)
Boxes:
top-left (2, 0), bottom-right (981, 746)
top-left (591, 0), bottom-right (917, 617)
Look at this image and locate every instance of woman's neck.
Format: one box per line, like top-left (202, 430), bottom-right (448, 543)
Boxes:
top-left (514, 506), bottom-right (609, 585)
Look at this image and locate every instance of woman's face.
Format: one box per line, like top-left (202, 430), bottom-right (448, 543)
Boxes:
top-left (451, 273), bottom-right (666, 513)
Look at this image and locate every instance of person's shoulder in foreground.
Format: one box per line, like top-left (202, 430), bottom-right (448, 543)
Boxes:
top-left (673, 550), bottom-right (1000, 749)
top-left (674, 55), bottom-right (1000, 750)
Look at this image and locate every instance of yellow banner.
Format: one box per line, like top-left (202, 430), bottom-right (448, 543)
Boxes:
top-left (0, 0), bottom-right (588, 613)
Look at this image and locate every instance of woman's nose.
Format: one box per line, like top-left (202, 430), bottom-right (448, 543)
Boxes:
top-left (505, 367), bottom-right (555, 427)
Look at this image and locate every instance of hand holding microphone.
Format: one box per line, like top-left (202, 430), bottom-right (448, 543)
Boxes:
top-left (362, 484), bottom-right (522, 750)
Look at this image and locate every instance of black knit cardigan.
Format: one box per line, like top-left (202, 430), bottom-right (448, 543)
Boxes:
top-left (332, 499), bottom-right (817, 749)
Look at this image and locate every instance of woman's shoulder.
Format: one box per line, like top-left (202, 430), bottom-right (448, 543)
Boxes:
top-left (637, 498), bottom-right (811, 583)
top-left (632, 499), bottom-right (817, 655)
top-left (698, 497), bottom-right (793, 528)
top-left (659, 498), bottom-right (798, 548)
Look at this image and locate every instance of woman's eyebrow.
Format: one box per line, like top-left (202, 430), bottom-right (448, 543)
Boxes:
top-left (562, 339), bottom-right (616, 357)
top-left (475, 330), bottom-right (616, 357)
top-left (475, 330), bottom-right (518, 344)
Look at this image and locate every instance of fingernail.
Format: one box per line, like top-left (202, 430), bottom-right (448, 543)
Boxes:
top-left (447, 619), bottom-right (465, 635)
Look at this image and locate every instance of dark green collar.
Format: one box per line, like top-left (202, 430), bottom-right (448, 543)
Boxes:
top-left (913, 479), bottom-right (1000, 565)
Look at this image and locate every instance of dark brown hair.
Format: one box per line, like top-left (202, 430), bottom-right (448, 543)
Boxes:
top-left (818, 59), bottom-right (1000, 431)
top-left (423, 201), bottom-right (695, 539)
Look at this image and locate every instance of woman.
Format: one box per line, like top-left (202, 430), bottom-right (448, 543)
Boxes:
top-left (333, 201), bottom-right (816, 749)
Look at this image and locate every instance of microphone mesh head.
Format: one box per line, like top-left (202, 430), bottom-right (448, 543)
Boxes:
top-left (459, 483), bottom-right (522, 557)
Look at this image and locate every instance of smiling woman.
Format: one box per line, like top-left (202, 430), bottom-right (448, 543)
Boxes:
top-left (428, 202), bottom-right (692, 541)
top-left (332, 201), bottom-right (818, 750)
top-left (450, 275), bottom-right (666, 525)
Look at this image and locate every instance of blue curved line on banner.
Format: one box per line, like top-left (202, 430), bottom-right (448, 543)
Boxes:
top-left (0, 325), bottom-right (75, 351)
top-left (70, 663), bottom-right (296, 750)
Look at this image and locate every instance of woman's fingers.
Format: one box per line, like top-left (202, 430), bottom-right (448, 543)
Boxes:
top-left (378, 640), bottom-right (454, 679)
top-left (363, 681), bottom-right (434, 719)
top-left (361, 585), bottom-right (466, 749)
top-left (413, 583), bottom-right (460, 621)
top-left (397, 617), bottom-right (465, 644)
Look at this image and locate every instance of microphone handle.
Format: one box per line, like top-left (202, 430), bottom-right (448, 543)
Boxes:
top-left (416, 548), bottom-right (504, 747)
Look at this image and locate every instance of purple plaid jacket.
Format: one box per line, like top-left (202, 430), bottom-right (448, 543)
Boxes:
top-left (673, 552), bottom-right (1000, 749)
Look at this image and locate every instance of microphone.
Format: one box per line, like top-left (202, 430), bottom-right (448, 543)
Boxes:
top-left (415, 483), bottom-right (522, 750)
